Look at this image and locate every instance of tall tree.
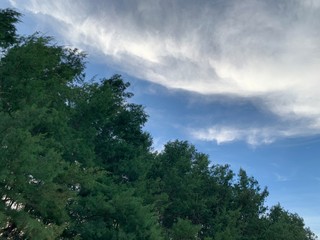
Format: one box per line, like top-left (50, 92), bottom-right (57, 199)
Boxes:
top-left (0, 8), bottom-right (21, 49)
top-left (261, 204), bottom-right (317, 240)
top-left (233, 169), bottom-right (269, 239)
top-left (0, 10), bottom-right (83, 238)
top-left (70, 75), bottom-right (152, 180)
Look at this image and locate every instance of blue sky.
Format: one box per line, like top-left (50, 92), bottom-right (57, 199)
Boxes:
top-left (2, 0), bottom-right (320, 235)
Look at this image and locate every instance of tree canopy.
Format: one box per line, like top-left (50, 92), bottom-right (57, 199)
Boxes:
top-left (0, 8), bottom-right (317, 240)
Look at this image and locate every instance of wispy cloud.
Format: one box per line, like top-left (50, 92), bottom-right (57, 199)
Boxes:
top-left (9, 0), bottom-right (320, 144)
top-left (274, 173), bottom-right (289, 182)
top-left (190, 122), bottom-right (320, 145)
top-left (191, 126), bottom-right (276, 146)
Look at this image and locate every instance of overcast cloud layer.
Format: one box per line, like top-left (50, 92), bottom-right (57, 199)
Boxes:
top-left (9, 0), bottom-right (320, 145)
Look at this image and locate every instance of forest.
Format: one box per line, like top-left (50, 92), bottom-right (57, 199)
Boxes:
top-left (0, 8), bottom-right (317, 239)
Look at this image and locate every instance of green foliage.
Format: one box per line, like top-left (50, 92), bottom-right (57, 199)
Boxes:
top-left (0, 34), bottom-right (85, 113)
top-left (233, 169), bottom-right (269, 240)
top-left (0, 9), bottom-right (21, 49)
top-left (145, 140), bottom-right (316, 240)
top-left (0, 8), bottom-right (317, 240)
top-left (171, 218), bottom-right (201, 240)
top-left (70, 75), bottom-right (152, 179)
top-left (261, 204), bottom-right (317, 240)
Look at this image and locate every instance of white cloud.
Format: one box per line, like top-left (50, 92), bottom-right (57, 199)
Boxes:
top-left (9, 0), bottom-right (320, 144)
top-left (190, 123), bottom-right (320, 146)
top-left (274, 173), bottom-right (289, 182)
top-left (191, 126), bottom-right (276, 146)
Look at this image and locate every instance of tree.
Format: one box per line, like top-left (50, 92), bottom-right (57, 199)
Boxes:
top-left (0, 34), bottom-right (85, 114)
top-left (0, 110), bottom-right (74, 238)
top-left (171, 218), bottom-right (201, 240)
top-left (233, 169), bottom-right (269, 239)
top-left (70, 75), bottom-right (152, 181)
top-left (261, 204), bottom-right (318, 240)
top-left (0, 8), bottom-right (21, 49)
top-left (0, 12), bottom-right (83, 238)
top-left (147, 141), bottom-right (240, 239)
top-left (0, 10), bottom-right (161, 238)
top-left (148, 141), bottom-right (211, 229)
top-left (60, 167), bottom-right (163, 240)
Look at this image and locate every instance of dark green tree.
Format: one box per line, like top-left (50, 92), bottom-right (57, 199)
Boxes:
top-left (0, 13), bottom-right (84, 238)
top-left (147, 141), bottom-right (241, 239)
top-left (0, 109), bottom-right (74, 239)
top-left (59, 166), bottom-right (163, 240)
top-left (70, 75), bottom-right (152, 180)
top-left (261, 204), bottom-right (317, 240)
top-left (0, 8), bottom-right (21, 49)
top-left (0, 9), bottom-right (162, 239)
top-left (171, 218), bottom-right (201, 240)
top-left (233, 169), bottom-right (269, 240)
top-left (147, 141), bottom-right (210, 228)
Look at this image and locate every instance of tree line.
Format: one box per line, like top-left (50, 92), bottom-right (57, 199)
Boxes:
top-left (0, 9), bottom-right (317, 239)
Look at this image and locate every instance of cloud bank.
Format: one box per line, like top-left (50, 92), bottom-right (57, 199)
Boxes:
top-left (9, 0), bottom-right (320, 144)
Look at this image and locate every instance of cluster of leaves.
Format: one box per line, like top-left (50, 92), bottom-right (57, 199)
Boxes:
top-left (0, 9), bottom-right (317, 239)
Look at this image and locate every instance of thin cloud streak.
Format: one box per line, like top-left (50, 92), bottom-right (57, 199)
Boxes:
top-left (191, 126), bottom-right (275, 146)
top-left (191, 123), bottom-right (320, 145)
top-left (9, 0), bottom-right (320, 144)
top-left (274, 173), bottom-right (289, 182)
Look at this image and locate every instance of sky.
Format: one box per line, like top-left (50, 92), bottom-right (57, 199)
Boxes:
top-left (1, 0), bottom-right (320, 235)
